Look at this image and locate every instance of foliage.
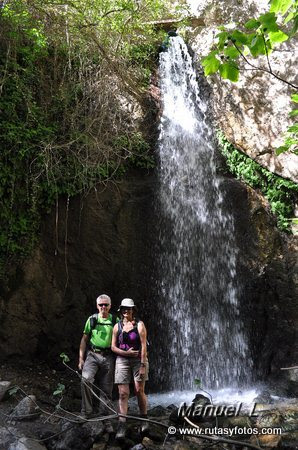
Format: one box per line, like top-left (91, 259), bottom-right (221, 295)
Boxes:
top-left (217, 132), bottom-right (298, 231)
top-left (201, 0), bottom-right (298, 155)
top-left (0, 0), bottom-right (169, 279)
top-left (8, 386), bottom-right (20, 396)
top-left (60, 352), bottom-right (70, 363)
top-left (53, 383), bottom-right (66, 396)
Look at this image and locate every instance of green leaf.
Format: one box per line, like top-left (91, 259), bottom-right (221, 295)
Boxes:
top-left (53, 383), bottom-right (65, 396)
top-left (268, 30), bottom-right (289, 44)
top-left (276, 145), bottom-right (289, 155)
top-left (289, 109), bottom-right (298, 117)
top-left (60, 352), bottom-right (70, 363)
top-left (292, 16), bottom-right (298, 34)
top-left (224, 46), bottom-right (240, 59)
top-left (194, 378), bottom-right (201, 386)
top-left (291, 94), bottom-right (298, 103)
top-left (8, 386), bottom-right (20, 396)
top-left (250, 35), bottom-right (266, 56)
top-left (259, 12), bottom-right (279, 32)
top-left (219, 63), bottom-right (239, 81)
top-left (201, 51), bottom-right (220, 75)
top-left (284, 11), bottom-right (294, 23)
top-left (245, 19), bottom-right (261, 29)
top-left (231, 30), bottom-right (248, 45)
top-left (216, 31), bottom-right (229, 50)
top-left (288, 124), bottom-right (298, 132)
top-left (270, 0), bottom-right (293, 15)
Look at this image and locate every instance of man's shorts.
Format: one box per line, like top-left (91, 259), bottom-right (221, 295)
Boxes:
top-left (115, 356), bottom-right (149, 384)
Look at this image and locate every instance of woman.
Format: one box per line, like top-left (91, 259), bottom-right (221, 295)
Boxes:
top-left (111, 298), bottom-right (149, 439)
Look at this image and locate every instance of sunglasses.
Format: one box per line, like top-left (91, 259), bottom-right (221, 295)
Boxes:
top-left (120, 306), bottom-right (133, 310)
top-left (98, 303), bottom-right (109, 307)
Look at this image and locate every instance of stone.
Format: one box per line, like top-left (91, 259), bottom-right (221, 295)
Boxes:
top-left (173, 441), bottom-right (192, 450)
top-left (170, 394), bottom-right (211, 425)
top-left (8, 437), bottom-right (47, 450)
top-left (251, 434), bottom-right (281, 448)
top-left (253, 390), bottom-right (273, 404)
top-left (228, 416), bottom-right (252, 428)
top-left (147, 405), bottom-right (168, 417)
top-left (12, 396), bottom-right (40, 420)
top-left (51, 423), bottom-right (94, 450)
top-left (91, 443), bottom-right (107, 450)
top-left (256, 410), bottom-right (281, 428)
top-left (145, 427), bottom-right (165, 443)
top-left (83, 420), bottom-right (105, 439)
top-left (0, 426), bottom-right (20, 448)
top-left (191, 394), bottom-right (211, 406)
top-left (142, 436), bottom-right (155, 448)
top-left (0, 381), bottom-right (11, 401)
top-left (166, 404), bottom-right (177, 411)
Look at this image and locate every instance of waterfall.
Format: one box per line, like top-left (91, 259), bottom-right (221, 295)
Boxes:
top-left (154, 36), bottom-right (252, 391)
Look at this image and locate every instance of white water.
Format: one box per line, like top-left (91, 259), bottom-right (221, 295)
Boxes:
top-left (154, 37), bottom-right (253, 390)
top-left (147, 388), bottom-right (259, 409)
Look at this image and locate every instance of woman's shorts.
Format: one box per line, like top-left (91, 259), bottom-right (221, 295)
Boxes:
top-left (115, 356), bottom-right (149, 384)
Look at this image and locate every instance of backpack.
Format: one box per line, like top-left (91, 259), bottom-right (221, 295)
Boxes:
top-left (89, 313), bottom-right (117, 336)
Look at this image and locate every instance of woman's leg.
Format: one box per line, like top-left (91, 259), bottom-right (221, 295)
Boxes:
top-left (118, 383), bottom-right (130, 422)
top-left (116, 383), bottom-right (130, 439)
top-left (134, 380), bottom-right (147, 415)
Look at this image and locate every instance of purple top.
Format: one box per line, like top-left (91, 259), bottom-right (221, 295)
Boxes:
top-left (117, 322), bottom-right (141, 352)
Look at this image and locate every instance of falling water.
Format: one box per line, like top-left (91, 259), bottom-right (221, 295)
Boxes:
top-left (155, 36), bottom-right (252, 390)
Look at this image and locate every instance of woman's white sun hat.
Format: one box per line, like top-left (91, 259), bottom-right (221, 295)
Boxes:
top-left (118, 298), bottom-right (136, 310)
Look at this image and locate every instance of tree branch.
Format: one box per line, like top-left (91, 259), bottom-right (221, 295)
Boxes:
top-left (232, 41), bottom-right (298, 89)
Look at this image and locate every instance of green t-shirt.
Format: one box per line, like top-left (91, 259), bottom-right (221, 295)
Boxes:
top-left (83, 313), bottom-right (115, 348)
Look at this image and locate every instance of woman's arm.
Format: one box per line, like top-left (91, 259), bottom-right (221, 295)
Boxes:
top-left (111, 324), bottom-right (139, 357)
top-left (138, 321), bottom-right (147, 364)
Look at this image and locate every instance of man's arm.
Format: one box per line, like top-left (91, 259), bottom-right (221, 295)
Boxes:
top-left (78, 334), bottom-right (89, 370)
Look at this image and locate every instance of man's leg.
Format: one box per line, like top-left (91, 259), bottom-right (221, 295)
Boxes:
top-left (98, 353), bottom-right (115, 433)
top-left (81, 351), bottom-right (99, 416)
top-left (98, 353), bottom-right (115, 413)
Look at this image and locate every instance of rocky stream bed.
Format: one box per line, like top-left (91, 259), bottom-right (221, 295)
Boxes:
top-left (0, 362), bottom-right (297, 449)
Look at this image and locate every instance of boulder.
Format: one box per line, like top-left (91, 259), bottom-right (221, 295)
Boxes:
top-left (8, 437), bottom-right (47, 450)
top-left (12, 396), bottom-right (40, 420)
top-left (0, 426), bottom-right (20, 448)
top-left (47, 422), bottom-right (94, 450)
top-left (147, 405), bottom-right (168, 417)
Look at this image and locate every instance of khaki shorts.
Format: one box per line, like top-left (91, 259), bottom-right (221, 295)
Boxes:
top-left (115, 356), bottom-right (149, 384)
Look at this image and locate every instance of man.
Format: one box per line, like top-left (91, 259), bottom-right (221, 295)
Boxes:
top-left (79, 294), bottom-right (116, 433)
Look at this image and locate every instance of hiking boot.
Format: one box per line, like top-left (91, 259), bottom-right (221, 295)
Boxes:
top-left (115, 422), bottom-right (126, 439)
top-left (104, 420), bottom-right (113, 433)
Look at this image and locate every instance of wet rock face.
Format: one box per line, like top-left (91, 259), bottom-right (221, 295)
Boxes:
top-left (222, 178), bottom-right (298, 393)
top-left (188, 0), bottom-right (298, 182)
top-left (0, 173), bottom-right (156, 363)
